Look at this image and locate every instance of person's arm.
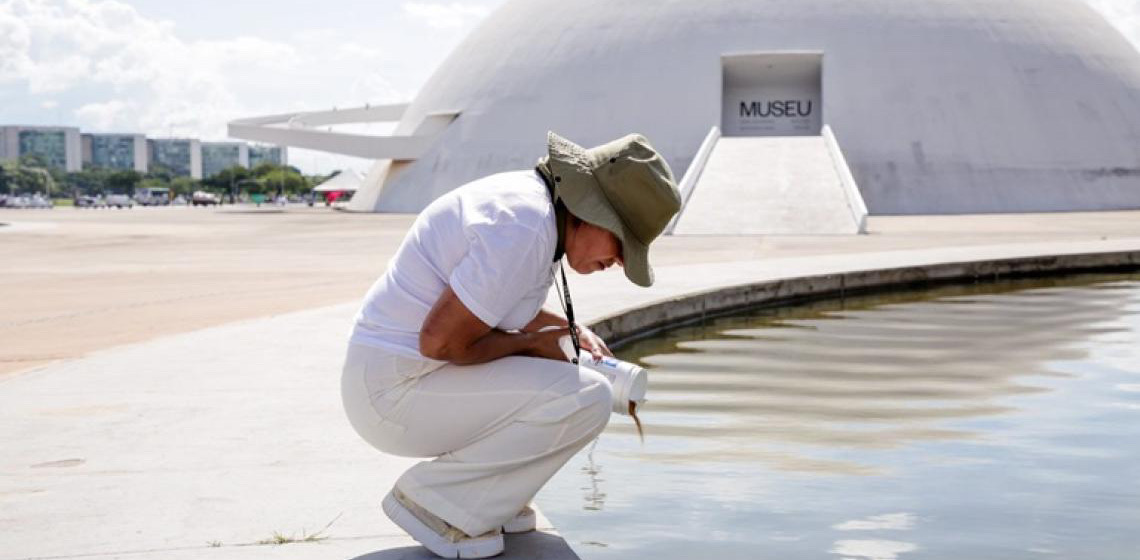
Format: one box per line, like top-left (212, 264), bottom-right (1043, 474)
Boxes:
top-left (520, 308), bottom-right (569, 333)
top-left (419, 287), bottom-right (570, 365)
top-left (521, 308), bottom-right (613, 359)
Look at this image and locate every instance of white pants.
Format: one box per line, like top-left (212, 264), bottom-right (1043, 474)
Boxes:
top-left (341, 343), bottom-right (612, 536)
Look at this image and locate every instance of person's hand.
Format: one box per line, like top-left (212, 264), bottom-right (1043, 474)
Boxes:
top-left (576, 324), bottom-right (612, 361)
top-left (527, 327), bottom-right (575, 362)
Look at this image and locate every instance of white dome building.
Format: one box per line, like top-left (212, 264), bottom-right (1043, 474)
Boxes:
top-left (233, 0), bottom-right (1140, 217)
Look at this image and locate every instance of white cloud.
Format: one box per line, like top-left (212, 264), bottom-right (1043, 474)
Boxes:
top-left (40, 100), bottom-right (58, 109)
top-left (0, 0), bottom-right (282, 136)
top-left (402, 2), bottom-right (491, 29)
top-left (0, 0), bottom-right (411, 143)
top-left (348, 73), bottom-right (405, 106)
top-left (833, 513), bottom-right (916, 531)
top-left (1085, 0), bottom-right (1140, 50)
top-left (0, 6), bottom-right (32, 82)
top-left (74, 100), bottom-right (126, 130)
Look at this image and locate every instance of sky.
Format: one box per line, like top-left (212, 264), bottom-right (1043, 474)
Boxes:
top-left (0, 0), bottom-right (1138, 174)
top-left (0, 0), bottom-right (507, 173)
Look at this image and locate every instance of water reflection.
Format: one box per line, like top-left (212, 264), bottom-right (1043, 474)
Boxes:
top-left (579, 440), bottom-right (606, 512)
top-left (536, 273), bottom-right (1140, 560)
top-left (609, 278), bottom-right (1139, 475)
top-left (832, 513), bottom-right (916, 531)
top-left (830, 539), bottom-right (918, 560)
top-left (831, 513), bottom-right (919, 560)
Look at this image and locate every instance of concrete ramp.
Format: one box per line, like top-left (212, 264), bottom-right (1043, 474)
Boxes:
top-left (672, 129), bottom-right (866, 235)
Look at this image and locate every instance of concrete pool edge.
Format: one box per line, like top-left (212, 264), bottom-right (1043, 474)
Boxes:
top-left (589, 248), bottom-right (1140, 348)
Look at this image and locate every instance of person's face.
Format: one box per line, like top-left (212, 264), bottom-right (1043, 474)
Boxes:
top-left (566, 219), bottom-right (624, 274)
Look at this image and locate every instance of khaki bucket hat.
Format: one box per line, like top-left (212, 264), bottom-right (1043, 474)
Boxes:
top-left (546, 131), bottom-right (681, 287)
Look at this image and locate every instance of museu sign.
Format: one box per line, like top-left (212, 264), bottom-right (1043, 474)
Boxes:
top-left (739, 100), bottom-right (814, 118)
top-left (721, 52), bottom-right (823, 137)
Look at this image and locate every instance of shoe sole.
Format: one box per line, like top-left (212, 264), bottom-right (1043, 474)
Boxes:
top-left (502, 508), bottom-right (536, 534)
top-left (382, 491), bottom-right (504, 559)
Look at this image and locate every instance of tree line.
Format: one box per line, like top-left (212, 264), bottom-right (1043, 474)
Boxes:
top-left (1, 154), bottom-right (333, 198)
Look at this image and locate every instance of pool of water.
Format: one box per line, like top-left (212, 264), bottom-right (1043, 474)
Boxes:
top-left (538, 273), bottom-right (1140, 559)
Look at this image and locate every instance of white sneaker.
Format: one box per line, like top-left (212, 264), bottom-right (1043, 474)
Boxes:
top-left (502, 505), bottom-right (536, 534)
top-left (382, 488), bottom-right (504, 559)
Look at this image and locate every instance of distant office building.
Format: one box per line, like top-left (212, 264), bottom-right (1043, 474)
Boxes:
top-left (148, 138), bottom-right (202, 179)
top-left (200, 142), bottom-right (249, 178)
top-left (0, 126), bottom-right (81, 171)
top-left (81, 133), bottom-right (147, 172)
top-left (248, 144), bottom-right (286, 168)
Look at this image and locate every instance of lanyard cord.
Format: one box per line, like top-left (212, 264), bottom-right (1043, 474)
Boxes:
top-left (537, 165), bottom-right (582, 364)
top-left (554, 261), bottom-right (581, 364)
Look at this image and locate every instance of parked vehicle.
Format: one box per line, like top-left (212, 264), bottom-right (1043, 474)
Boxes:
top-left (1, 194), bottom-right (53, 209)
top-left (76, 195), bottom-right (107, 208)
top-left (135, 187), bottom-right (171, 206)
top-left (1, 195), bottom-right (26, 208)
top-left (106, 194), bottom-right (134, 208)
top-left (29, 194), bottom-right (53, 208)
top-left (191, 191), bottom-right (220, 206)
top-left (172, 194), bottom-right (188, 206)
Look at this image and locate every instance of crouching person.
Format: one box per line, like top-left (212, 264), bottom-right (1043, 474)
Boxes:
top-left (341, 132), bottom-right (680, 558)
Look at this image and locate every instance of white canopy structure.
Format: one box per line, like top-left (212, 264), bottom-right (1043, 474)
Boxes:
top-left (231, 0), bottom-right (1140, 220)
top-left (312, 169), bottom-right (365, 192)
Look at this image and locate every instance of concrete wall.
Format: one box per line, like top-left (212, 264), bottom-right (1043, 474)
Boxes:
top-left (134, 135), bottom-right (148, 173)
top-left (0, 127), bottom-right (14, 161)
top-left (359, 0), bottom-right (1140, 215)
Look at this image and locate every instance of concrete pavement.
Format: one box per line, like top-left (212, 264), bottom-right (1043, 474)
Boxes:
top-left (0, 301), bottom-right (576, 560)
top-left (2, 208), bottom-right (1140, 559)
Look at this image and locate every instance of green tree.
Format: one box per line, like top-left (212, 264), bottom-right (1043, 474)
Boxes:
top-left (169, 176), bottom-right (199, 197)
top-left (18, 153), bottom-right (49, 169)
top-left (65, 167), bottom-right (113, 194)
top-left (252, 163), bottom-right (312, 195)
top-left (1, 160), bottom-right (56, 195)
top-left (144, 164), bottom-right (175, 185)
top-left (202, 165), bottom-right (253, 202)
top-left (105, 170), bottom-right (142, 194)
top-left (139, 176), bottom-right (166, 189)
top-left (250, 162), bottom-right (277, 177)
top-left (203, 165), bottom-right (251, 189)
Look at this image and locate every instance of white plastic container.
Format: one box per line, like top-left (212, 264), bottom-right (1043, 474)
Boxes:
top-left (558, 336), bottom-right (648, 416)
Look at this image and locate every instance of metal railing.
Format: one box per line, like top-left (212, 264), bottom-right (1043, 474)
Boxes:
top-left (665, 125), bottom-right (721, 235)
top-left (822, 124), bottom-right (868, 234)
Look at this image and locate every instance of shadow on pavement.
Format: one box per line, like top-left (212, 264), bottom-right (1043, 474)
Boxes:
top-left (348, 530), bottom-right (580, 560)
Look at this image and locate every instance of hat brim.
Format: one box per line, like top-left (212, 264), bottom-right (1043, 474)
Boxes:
top-left (617, 228), bottom-right (653, 287)
top-left (547, 132), bottom-right (655, 287)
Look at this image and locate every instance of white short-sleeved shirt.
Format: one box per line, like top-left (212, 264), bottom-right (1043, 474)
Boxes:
top-left (349, 170), bottom-right (558, 360)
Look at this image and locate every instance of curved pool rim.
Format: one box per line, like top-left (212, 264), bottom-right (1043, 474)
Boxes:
top-left (588, 249), bottom-right (1140, 349)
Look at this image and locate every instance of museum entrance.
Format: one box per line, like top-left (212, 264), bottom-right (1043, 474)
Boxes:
top-left (721, 52), bottom-right (822, 137)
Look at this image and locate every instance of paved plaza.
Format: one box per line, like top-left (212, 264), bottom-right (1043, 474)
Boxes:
top-left (2, 205), bottom-right (1139, 559)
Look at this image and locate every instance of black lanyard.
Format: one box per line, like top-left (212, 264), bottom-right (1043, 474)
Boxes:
top-left (555, 261), bottom-right (581, 364)
top-left (537, 166), bottom-right (582, 364)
